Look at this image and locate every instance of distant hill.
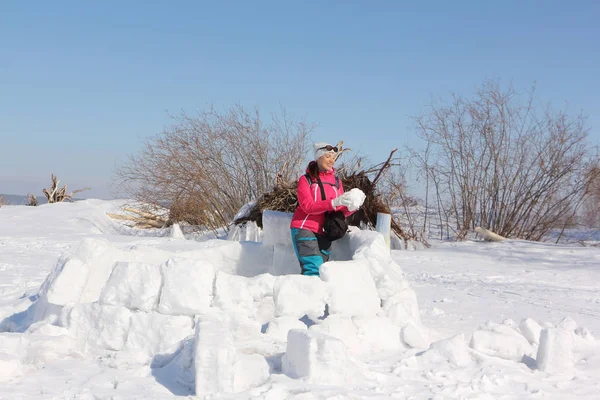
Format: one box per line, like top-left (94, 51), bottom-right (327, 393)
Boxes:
top-left (0, 194), bottom-right (48, 205)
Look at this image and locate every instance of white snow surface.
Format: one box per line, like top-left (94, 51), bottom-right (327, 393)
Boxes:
top-left (0, 199), bottom-right (598, 399)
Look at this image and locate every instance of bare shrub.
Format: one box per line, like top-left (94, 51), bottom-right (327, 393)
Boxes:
top-left (0, 196), bottom-right (6, 207)
top-left (27, 194), bottom-right (38, 206)
top-left (580, 164), bottom-right (600, 228)
top-left (377, 160), bottom-right (429, 245)
top-left (115, 105), bottom-right (313, 232)
top-left (410, 81), bottom-right (599, 241)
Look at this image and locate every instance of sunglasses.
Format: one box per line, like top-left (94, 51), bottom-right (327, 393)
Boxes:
top-left (319, 145), bottom-right (338, 152)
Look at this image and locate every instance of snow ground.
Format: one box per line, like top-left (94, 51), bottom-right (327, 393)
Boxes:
top-left (0, 200), bottom-right (599, 399)
top-left (396, 240), bottom-right (600, 339)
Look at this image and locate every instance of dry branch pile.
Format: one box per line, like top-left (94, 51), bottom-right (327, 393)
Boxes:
top-left (233, 180), bottom-right (300, 227)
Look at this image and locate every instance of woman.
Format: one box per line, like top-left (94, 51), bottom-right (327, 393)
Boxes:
top-left (290, 142), bottom-right (365, 276)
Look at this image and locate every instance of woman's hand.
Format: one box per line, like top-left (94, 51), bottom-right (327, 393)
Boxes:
top-left (332, 188), bottom-right (366, 211)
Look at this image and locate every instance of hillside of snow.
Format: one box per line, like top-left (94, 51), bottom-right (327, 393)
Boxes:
top-left (0, 200), bottom-right (599, 399)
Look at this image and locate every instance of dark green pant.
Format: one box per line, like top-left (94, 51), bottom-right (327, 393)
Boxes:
top-left (290, 228), bottom-right (332, 276)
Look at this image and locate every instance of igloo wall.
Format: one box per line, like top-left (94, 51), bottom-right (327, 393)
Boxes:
top-left (7, 210), bottom-right (426, 395)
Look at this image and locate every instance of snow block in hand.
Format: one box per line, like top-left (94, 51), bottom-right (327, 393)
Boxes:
top-left (282, 329), bottom-right (361, 385)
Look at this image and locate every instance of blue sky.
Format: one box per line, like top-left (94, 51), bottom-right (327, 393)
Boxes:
top-left (1, 1), bottom-right (598, 199)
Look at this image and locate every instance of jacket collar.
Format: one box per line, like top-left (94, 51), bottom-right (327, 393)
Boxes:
top-left (318, 167), bottom-right (335, 176)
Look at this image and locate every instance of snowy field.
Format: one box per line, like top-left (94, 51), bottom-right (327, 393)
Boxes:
top-left (0, 200), bottom-right (599, 399)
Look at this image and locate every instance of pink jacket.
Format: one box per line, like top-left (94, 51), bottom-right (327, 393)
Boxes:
top-left (290, 167), bottom-right (353, 234)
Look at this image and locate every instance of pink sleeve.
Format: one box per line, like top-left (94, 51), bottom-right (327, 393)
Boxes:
top-left (297, 176), bottom-right (335, 215)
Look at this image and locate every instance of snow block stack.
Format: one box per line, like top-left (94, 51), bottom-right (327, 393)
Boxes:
top-left (466, 317), bottom-right (596, 374)
top-left (194, 312), bottom-right (266, 395)
top-left (16, 212), bottom-right (425, 395)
